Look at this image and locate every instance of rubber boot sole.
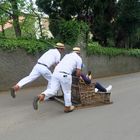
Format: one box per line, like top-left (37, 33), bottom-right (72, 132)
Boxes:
top-left (10, 88), bottom-right (16, 98)
top-left (33, 96), bottom-right (39, 110)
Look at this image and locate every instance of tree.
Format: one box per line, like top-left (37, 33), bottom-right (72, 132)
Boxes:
top-left (0, 0), bottom-right (22, 37)
top-left (35, 0), bottom-right (140, 48)
top-left (0, 3), bottom-right (7, 36)
top-left (36, 0), bottom-right (94, 21)
top-left (90, 0), bottom-right (116, 46)
top-left (0, 0), bottom-right (34, 38)
top-left (8, 0), bottom-right (22, 37)
top-left (115, 0), bottom-right (140, 48)
top-left (0, 0), bottom-right (11, 37)
top-left (36, 0), bottom-right (116, 46)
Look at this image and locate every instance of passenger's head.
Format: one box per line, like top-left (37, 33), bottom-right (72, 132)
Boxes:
top-left (88, 71), bottom-right (92, 75)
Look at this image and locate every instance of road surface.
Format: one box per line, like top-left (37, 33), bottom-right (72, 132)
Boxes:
top-left (0, 72), bottom-right (140, 140)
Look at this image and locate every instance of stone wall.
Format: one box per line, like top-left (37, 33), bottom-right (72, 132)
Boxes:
top-left (0, 49), bottom-right (140, 91)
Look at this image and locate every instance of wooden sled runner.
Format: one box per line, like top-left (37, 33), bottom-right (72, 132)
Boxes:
top-left (54, 76), bottom-right (113, 109)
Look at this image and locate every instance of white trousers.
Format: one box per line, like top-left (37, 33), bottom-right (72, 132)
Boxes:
top-left (17, 64), bottom-right (52, 89)
top-left (43, 72), bottom-right (72, 107)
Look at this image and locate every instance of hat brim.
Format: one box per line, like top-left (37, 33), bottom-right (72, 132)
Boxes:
top-left (55, 46), bottom-right (65, 49)
top-left (73, 50), bottom-right (80, 53)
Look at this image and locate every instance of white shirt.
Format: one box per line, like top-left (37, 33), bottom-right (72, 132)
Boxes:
top-left (54, 52), bottom-right (82, 74)
top-left (38, 49), bottom-right (61, 68)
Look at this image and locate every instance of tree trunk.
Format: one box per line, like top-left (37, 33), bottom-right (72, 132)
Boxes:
top-left (12, 14), bottom-right (21, 37)
top-left (38, 16), bottom-right (43, 38)
top-left (9, 0), bottom-right (21, 37)
top-left (0, 17), bottom-right (5, 36)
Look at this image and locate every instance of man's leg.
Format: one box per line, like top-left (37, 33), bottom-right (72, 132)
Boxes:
top-left (33, 74), bottom-right (60, 110)
top-left (60, 75), bottom-right (75, 113)
top-left (10, 64), bottom-right (41, 98)
top-left (40, 67), bottom-right (52, 90)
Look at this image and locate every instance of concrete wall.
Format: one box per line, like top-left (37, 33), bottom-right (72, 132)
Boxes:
top-left (0, 49), bottom-right (140, 91)
top-left (87, 55), bottom-right (140, 78)
top-left (0, 49), bottom-right (47, 91)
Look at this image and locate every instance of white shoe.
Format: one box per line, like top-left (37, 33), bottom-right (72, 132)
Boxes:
top-left (106, 85), bottom-right (112, 92)
top-left (95, 88), bottom-right (98, 92)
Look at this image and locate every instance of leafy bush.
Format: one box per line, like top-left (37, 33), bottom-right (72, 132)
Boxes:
top-left (59, 20), bottom-right (80, 46)
top-left (87, 42), bottom-right (140, 57)
top-left (0, 38), bottom-right (55, 54)
top-left (50, 19), bottom-right (89, 46)
top-left (0, 27), bottom-right (16, 38)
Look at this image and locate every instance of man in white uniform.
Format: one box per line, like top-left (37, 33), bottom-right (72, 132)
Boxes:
top-left (33, 47), bottom-right (83, 113)
top-left (10, 43), bottom-right (65, 98)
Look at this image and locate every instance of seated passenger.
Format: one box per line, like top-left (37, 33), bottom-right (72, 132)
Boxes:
top-left (79, 71), bottom-right (112, 92)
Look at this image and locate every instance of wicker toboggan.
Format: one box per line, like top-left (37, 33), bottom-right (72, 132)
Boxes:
top-left (54, 76), bottom-right (112, 109)
top-left (71, 76), bottom-right (111, 106)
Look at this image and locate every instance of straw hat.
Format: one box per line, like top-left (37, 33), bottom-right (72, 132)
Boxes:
top-left (73, 47), bottom-right (80, 53)
top-left (55, 42), bottom-right (65, 49)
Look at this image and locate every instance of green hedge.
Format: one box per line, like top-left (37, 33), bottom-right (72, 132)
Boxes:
top-left (87, 42), bottom-right (140, 57)
top-left (0, 38), bottom-right (55, 54)
top-left (0, 38), bottom-right (140, 57)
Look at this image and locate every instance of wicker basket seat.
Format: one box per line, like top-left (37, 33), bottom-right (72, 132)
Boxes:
top-left (71, 76), bottom-right (111, 106)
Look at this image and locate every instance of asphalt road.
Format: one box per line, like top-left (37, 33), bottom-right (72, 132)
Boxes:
top-left (0, 72), bottom-right (140, 140)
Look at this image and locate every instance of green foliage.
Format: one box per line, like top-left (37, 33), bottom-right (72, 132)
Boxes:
top-left (87, 42), bottom-right (140, 57)
top-left (127, 49), bottom-right (140, 57)
top-left (36, 0), bottom-right (82, 20)
top-left (50, 19), bottom-right (89, 46)
top-left (20, 15), bottom-right (36, 39)
top-left (0, 38), bottom-right (54, 54)
top-left (36, 0), bottom-right (59, 18)
top-left (36, 0), bottom-right (116, 46)
top-left (49, 19), bottom-right (62, 39)
top-left (0, 15), bottom-right (36, 39)
top-left (131, 27), bottom-right (140, 49)
top-left (59, 20), bottom-right (79, 46)
top-left (91, 0), bottom-right (116, 46)
top-left (36, 0), bottom-right (139, 49)
top-left (0, 26), bottom-right (16, 38)
top-left (1, 0), bottom-right (139, 49)
top-left (0, 2), bottom-right (9, 23)
top-left (115, 0), bottom-right (140, 48)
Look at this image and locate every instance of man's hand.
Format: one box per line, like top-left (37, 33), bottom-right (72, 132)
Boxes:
top-left (76, 69), bottom-right (81, 77)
